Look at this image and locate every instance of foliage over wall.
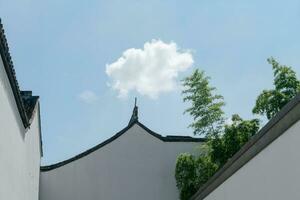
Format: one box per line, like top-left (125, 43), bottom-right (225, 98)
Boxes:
top-left (175, 58), bottom-right (300, 200)
top-left (253, 57), bottom-right (300, 119)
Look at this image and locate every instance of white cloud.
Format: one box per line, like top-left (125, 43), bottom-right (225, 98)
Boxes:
top-left (78, 90), bottom-right (98, 104)
top-left (106, 39), bottom-right (194, 98)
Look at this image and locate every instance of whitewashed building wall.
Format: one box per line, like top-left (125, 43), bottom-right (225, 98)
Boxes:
top-left (203, 120), bottom-right (300, 200)
top-left (40, 124), bottom-right (203, 200)
top-left (0, 51), bottom-right (42, 200)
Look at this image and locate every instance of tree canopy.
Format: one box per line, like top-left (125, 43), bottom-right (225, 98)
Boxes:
top-left (182, 69), bottom-right (225, 136)
top-left (176, 59), bottom-right (299, 200)
top-left (175, 114), bottom-right (259, 200)
top-left (176, 69), bottom-right (259, 200)
top-left (253, 57), bottom-right (300, 119)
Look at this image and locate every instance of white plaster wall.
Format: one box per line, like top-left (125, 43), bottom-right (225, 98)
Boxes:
top-left (40, 124), bottom-right (202, 200)
top-left (0, 58), bottom-right (41, 200)
top-left (203, 120), bottom-right (300, 200)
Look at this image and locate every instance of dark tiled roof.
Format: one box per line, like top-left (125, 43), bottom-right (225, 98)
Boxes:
top-left (41, 121), bottom-right (205, 172)
top-left (137, 121), bottom-right (206, 143)
top-left (0, 19), bottom-right (39, 128)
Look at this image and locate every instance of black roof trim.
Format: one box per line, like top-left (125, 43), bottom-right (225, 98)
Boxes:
top-left (41, 121), bottom-right (205, 172)
top-left (0, 19), bottom-right (37, 128)
top-left (136, 122), bottom-right (206, 142)
top-left (191, 93), bottom-right (300, 200)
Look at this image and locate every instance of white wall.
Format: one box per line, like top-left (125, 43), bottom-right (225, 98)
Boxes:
top-left (40, 124), bottom-right (202, 200)
top-left (202, 120), bottom-right (300, 200)
top-left (0, 58), bottom-right (42, 200)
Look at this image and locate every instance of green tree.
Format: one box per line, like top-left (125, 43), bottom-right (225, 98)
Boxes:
top-left (182, 69), bottom-right (225, 136)
top-left (176, 69), bottom-right (261, 200)
top-left (176, 58), bottom-right (299, 199)
top-left (175, 115), bottom-right (259, 200)
top-left (253, 57), bottom-right (300, 119)
top-left (175, 154), bottom-right (199, 200)
top-left (210, 115), bottom-right (260, 167)
top-left (175, 153), bottom-right (218, 200)
top-left (195, 156), bottom-right (218, 188)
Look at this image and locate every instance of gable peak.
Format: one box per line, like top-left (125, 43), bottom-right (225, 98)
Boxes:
top-left (128, 97), bottom-right (138, 125)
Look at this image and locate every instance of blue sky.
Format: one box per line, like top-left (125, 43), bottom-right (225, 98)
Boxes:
top-left (0, 0), bottom-right (299, 165)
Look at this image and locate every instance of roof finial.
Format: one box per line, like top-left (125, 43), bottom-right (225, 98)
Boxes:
top-left (128, 97), bottom-right (138, 125)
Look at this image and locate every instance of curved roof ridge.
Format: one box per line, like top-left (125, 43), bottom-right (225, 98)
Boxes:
top-left (41, 121), bottom-right (205, 172)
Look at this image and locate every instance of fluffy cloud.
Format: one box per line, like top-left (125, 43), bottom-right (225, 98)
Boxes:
top-left (78, 90), bottom-right (99, 104)
top-left (106, 40), bottom-right (193, 98)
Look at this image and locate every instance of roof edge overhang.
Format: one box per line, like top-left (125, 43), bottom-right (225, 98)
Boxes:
top-left (41, 121), bottom-right (205, 172)
top-left (0, 19), bottom-right (36, 129)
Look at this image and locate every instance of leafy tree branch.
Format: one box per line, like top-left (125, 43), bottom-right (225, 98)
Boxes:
top-left (175, 58), bottom-right (299, 200)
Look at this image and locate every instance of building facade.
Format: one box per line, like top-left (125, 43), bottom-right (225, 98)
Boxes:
top-left (40, 119), bottom-right (204, 200)
top-left (0, 20), bottom-right (42, 200)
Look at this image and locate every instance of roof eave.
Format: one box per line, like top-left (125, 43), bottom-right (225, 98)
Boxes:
top-left (0, 19), bottom-right (30, 128)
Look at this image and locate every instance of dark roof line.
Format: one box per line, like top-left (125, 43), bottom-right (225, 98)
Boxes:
top-left (191, 93), bottom-right (300, 200)
top-left (41, 121), bottom-right (205, 172)
top-left (136, 122), bottom-right (205, 142)
top-left (0, 19), bottom-right (38, 128)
